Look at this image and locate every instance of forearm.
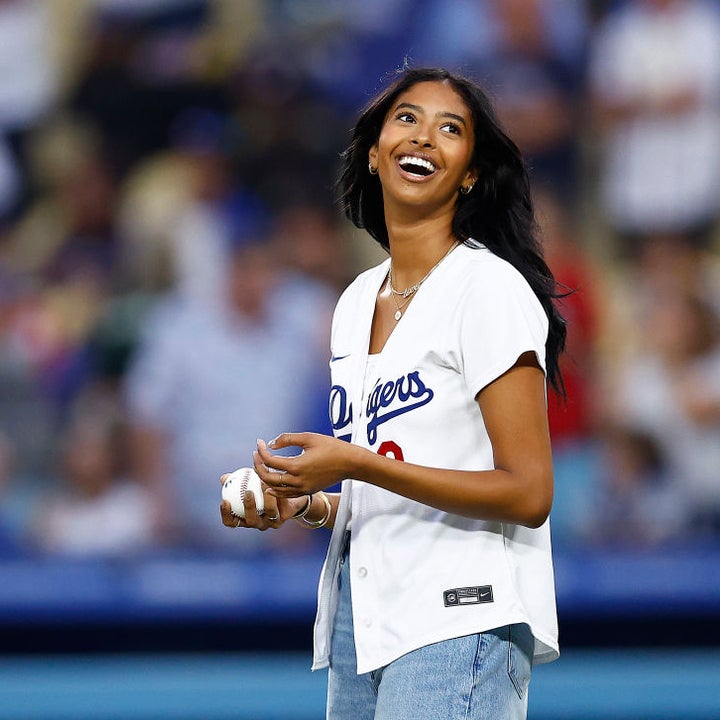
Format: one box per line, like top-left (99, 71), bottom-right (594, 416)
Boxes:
top-left (348, 444), bottom-right (552, 528)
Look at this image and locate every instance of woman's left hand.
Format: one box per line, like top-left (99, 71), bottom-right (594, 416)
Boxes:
top-left (254, 433), bottom-right (358, 497)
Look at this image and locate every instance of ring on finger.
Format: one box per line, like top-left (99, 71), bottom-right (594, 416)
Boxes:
top-left (267, 513), bottom-right (280, 522)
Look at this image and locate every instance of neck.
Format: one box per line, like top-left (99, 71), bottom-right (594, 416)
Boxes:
top-left (386, 216), bottom-right (457, 289)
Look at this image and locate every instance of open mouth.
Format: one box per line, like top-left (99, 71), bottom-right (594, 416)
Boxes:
top-left (397, 155), bottom-right (437, 178)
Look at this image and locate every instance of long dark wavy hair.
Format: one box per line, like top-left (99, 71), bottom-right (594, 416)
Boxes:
top-left (336, 67), bottom-right (567, 396)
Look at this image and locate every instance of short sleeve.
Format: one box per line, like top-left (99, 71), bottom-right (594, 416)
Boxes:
top-left (456, 261), bottom-right (549, 399)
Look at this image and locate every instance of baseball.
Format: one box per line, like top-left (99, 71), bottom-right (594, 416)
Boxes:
top-left (222, 467), bottom-right (265, 518)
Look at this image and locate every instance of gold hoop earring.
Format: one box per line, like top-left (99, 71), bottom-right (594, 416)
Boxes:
top-left (369, 163), bottom-right (378, 175)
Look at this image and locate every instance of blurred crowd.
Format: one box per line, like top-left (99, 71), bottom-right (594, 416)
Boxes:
top-left (0, 0), bottom-right (719, 559)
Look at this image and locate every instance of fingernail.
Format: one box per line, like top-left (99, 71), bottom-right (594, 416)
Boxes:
top-left (268, 437), bottom-right (278, 448)
top-left (256, 438), bottom-right (265, 448)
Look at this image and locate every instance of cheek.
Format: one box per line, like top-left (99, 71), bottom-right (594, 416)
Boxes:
top-left (375, 122), bottom-right (406, 154)
top-left (373, 133), bottom-right (392, 162)
top-left (457, 141), bottom-right (476, 170)
top-left (446, 149), bottom-right (473, 181)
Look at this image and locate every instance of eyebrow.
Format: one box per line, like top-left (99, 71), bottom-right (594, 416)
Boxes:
top-left (395, 102), bottom-right (468, 128)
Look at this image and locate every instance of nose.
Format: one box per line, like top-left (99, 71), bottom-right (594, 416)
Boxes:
top-left (411, 124), bottom-right (434, 148)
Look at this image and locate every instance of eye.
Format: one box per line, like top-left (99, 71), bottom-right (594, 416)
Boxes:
top-left (440, 122), bottom-right (461, 135)
top-left (396, 112), bottom-right (416, 123)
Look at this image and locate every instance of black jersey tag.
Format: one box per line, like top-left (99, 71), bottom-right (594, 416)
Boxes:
top-left (443, 585), bottom-right (494, 607)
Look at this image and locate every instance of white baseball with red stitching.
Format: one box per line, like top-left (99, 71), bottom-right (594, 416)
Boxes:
top-left (222, 467), bottom-right (264, 518)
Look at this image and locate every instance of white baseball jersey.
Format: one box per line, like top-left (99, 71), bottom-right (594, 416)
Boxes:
top-left (312, 242), bottom-right (559, 674)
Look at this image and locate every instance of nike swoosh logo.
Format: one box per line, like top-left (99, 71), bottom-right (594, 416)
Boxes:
top-left (330, 354), bottom-right (351, 362)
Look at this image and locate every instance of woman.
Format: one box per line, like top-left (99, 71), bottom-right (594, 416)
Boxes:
top-left (221, 67), bottom-right (566, 719)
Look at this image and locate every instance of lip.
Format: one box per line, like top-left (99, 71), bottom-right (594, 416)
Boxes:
top-left (394, 151), bottom-right (439, 183)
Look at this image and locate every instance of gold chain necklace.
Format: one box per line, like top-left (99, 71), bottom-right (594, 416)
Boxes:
top-left (388, 286), bottom-right (414, 321)
top-left (387, 241), bottom-right (459, 320)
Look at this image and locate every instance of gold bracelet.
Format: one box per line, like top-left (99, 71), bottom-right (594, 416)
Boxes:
top-left (298, 491), bottom-right (332, 529)
top-left (291, 494), bottom-right (312, 520)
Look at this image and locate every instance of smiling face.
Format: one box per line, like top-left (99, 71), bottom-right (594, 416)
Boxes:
top-left (368, 80), bottom-right (478, 217)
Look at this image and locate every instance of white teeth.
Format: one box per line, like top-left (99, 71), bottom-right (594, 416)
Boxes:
top-left (398, 156), bottom-right (436, 174)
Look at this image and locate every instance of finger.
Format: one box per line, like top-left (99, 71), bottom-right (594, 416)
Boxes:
top-left (255, 439), bottom-right (293, 473)
top-left (219, 473), bottom-right (229, 486)
top-left (220, 498), bottom-right (235, 518)
top-left (242, 489), bottom-right (265, 524)
top-left (246, 489), bottom-right (282, 531)
top-left (253, 450), bottom-right (281, 485)
top-left (220, 499), bottom-right (245, 528)
top-left (253, 450), bottom-right (296, 491)
top-left (267, 432), bottom-right (302, 450)
top-left (263, 496), bottom-right (280, 523)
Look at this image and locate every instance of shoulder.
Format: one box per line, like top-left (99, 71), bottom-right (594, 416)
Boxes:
top-left (446, 243), bottom-right (548, 332)
top-left (451, 242), bottom-right (536, 297)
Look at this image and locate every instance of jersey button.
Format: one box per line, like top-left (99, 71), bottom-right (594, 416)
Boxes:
top-left (357, 566), bottom-right (368, 578)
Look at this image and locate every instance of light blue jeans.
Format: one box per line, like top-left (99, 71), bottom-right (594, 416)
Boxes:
top-left (326, 536), bottom-right (533, 720)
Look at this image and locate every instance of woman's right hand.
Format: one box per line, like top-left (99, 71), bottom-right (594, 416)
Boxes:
top-left (219, 474), bottom-right (309, 531)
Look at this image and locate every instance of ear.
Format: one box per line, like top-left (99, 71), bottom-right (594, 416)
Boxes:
top-left (368, 144), bottom-right (379, 171)
top-left (463, 168), bottom-right (479, 188)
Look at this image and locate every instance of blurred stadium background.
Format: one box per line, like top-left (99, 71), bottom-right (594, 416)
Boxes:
top-left (0, 0), bottom-right (719, 717)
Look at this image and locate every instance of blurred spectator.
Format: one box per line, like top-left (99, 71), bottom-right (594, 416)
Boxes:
top-left (69, 0), bottom-right (230, 178)
top-left (0, 118), bottom-right (121, 414)
top-left (123, 225), bottom-right (336, 550)
top-left (535, 187), bottom-right (602, 446)
top-left (590, 0), bottom-right (720, 256)
top-left (604, 288), bottom-right (720, 539)
top-left (597, 231), bottom-right (720, 389)
top-left (29, 388), bottom-right (153, 556)
top-left (114, 148), bottom-right (199, 294)
top-left (271, 201), bottom-right (353, 294)
top-left (3, 116), bottom-right (113, 277)
top-left (228, 47), bottom-right (348, 207)
top-left (585, 424), bottom-right (687, 548)
top-left (121, 105), bottom-right (268, 307)
top-left (261, 0), bottom-right (415, 113)
top-left (0, 269), bottom-right (59, 478)
top-left (412, 0), bottom-right (588, 201)
top-left (0, 0), bottom-right (58, 221)
top-left (167, 107), bottom-right (270, 307)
